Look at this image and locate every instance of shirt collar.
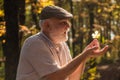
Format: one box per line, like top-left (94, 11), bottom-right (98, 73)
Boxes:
top-left (40, 32), bottom-right (57, 48)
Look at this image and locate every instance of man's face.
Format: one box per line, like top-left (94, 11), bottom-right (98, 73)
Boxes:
top-left (47, 18), bottom-right (71, 44)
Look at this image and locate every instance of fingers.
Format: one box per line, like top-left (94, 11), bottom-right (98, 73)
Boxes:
top-left (87, 39), bottom-right (100, 48)
top-left (95, 45), bottom-right (109, 55)
top-left (84, 39), bottom-right (109, 58)
top-left (100, 45), bottom-right (109, 54)
top-left (87, 46), bottom-right (98, 52)
top-left (94, 39), bottom-right (100, 48)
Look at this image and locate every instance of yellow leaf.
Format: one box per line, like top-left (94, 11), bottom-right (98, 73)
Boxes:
top-left (97, 9), bottom-right (102, 13)
top-left (0, 10), bottom-right (4, 17)
top-left (2, 40), bottom-right (6, 43)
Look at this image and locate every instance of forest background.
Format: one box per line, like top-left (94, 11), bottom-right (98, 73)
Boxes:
top-left (0, 0), bottom-right (120, 80)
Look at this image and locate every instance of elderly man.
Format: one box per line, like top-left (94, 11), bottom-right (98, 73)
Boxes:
top-left (16, 6), bottom-right (108, 80)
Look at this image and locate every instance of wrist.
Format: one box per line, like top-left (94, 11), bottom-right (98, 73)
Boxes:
top-left (81, 51), bottom-right (90, 61)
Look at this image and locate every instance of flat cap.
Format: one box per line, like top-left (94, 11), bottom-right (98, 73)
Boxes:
top-left (40, 6), bottom-right (73, 20)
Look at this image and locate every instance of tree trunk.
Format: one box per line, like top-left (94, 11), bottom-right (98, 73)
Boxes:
top-left (88, 12), bottom-right (94, 43)
top-left (18, 0), bottom-right (25, 46)
top-left (70, 0), bottom-right (76, 57)
top-left (4, 0), bottom-right (20, 80)
top-left (19, 0), bottom-right (25, 25)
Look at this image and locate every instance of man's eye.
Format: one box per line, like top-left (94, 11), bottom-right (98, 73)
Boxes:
top-left (61, 22), bottom-right (66, 25)
top-left (59, 21), bottom-right (71, 26)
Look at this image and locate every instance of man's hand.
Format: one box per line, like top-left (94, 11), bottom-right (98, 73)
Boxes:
top-left (82, 39), bottom-right (109, 58)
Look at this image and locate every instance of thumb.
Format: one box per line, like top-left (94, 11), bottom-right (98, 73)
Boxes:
top-left (88, 46), bottom-right (99, 51)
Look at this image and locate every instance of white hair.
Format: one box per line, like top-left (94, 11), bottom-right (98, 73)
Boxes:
top-left (39, 20), bottom-right (45, 30)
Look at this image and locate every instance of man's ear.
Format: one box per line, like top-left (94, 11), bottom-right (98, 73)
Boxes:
top-left (43, 20), bottom-right (50, 32)
top-left (44, 20), bottom-right (49, 28)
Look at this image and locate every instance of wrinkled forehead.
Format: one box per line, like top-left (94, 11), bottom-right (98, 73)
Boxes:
top-left (48, 18), bottom-right (71, 27)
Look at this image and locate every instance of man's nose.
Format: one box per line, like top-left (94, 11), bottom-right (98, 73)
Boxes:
top-left (65, 22), bottom-right (71, 28)
top-left (64, 25), bottom-right (70, 30)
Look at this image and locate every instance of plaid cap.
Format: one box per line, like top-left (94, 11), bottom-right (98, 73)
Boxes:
top-left (40, 6), bottom-right (73, 20)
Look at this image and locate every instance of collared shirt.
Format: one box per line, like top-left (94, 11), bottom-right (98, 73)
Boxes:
top-left (16, 32), bottom-right (72, 80)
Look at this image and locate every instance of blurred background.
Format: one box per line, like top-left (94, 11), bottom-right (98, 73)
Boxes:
top-left (0, 0), bottom-right (120, 80)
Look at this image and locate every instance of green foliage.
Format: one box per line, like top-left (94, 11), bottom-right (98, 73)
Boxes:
top-left (81, 59), bottom-right (99, 80)
top-left (0, 40), bottom-right (4, 80)
top-left (0, 62), bottom-right (5, 80)
top-left (71, 0), bottom-right (120, 80)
